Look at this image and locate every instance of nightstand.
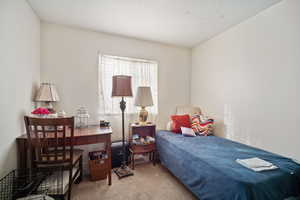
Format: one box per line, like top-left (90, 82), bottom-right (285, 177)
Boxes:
top-left (129, 123), bottom-right (156, 170)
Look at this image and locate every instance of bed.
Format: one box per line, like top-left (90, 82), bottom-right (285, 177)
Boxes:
top-left (156, 130), bottom-right (300, 200)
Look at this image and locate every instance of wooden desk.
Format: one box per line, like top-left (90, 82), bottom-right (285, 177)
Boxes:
top-left (16, 126), bottom-right (113, 185)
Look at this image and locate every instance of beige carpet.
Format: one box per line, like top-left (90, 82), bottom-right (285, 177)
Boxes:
top-left (72, 164), bottom-right (197, 200)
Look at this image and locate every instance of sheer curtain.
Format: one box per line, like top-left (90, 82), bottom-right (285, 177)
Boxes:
top-left (98, 54), bottom-right (158, 141)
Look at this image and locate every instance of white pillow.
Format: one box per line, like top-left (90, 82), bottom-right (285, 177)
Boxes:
top-left (181, 127), bottom-right (196, 137)
top-left (166, 121), bottom-right (173, 131)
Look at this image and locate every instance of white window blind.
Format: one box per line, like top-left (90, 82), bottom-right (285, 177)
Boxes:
top-left (98, 54), bottom-right (158, 115)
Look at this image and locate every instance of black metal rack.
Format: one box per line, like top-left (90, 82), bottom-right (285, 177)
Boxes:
top-left (0, 168), bottom-right (63, 200)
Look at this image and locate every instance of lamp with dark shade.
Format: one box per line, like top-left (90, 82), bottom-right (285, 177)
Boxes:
top-left (112, 76), bottom-right (133, 97)
top-left (112, 75), bottom-right (134, 178)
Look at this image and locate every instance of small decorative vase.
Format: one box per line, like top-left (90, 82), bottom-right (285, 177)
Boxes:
top-left (57, 110), bottom-right (66, 117)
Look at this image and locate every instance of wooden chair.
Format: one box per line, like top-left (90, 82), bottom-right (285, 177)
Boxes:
top-left (24, 116), bottom-right (83, 200)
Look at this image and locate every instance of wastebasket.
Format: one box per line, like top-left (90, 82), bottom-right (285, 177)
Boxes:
top-left (89, 150), bottom-right (108, 181)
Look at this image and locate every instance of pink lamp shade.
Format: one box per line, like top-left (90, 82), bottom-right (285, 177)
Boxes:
top-left (112, 75), bottom-right (133, 97)
top-left (35, 83), bottom-right (60, 102)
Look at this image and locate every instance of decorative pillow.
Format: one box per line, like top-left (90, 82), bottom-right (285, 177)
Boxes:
top-left (171, 114), bottom-right (191, 133)
top-left (191, 114), bottom-right (214, 136)
top-left (181, 127), bottom-right (196, 137)
top-left (166, 121), bottom-right (173, 131)
top-left (191, 115), bottom-right (202, 133)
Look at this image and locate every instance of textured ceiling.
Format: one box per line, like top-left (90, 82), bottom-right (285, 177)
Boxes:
top-left (28, 0), bottom-right (281, 47)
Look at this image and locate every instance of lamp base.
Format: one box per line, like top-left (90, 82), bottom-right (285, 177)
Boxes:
top-left (44, 102), bottom-right (56, 113)
top-left (114, 165), bottom-right (134, 179)
top-left (139, 107), bottom-right (148, 124)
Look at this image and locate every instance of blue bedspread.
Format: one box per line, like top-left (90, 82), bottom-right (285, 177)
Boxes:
top-left (156, 131), bottom-right (300, 200)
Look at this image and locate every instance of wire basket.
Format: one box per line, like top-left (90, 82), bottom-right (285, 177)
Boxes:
top-left (0, 168), bottom-right (63, 200)
top-left (13, 194), bottom-right (54, 200)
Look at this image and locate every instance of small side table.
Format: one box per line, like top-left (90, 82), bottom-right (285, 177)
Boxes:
top-left (129, 124), bottom-right (156, 170)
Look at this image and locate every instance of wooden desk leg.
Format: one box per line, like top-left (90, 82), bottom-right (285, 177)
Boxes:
top-left (107, 136), bottom-right (112, 186)
top-left (17, 139), bottom-right (27, 169)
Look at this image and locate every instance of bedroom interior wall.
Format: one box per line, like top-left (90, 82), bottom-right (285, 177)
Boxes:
top-left (0, 0), bottom-right (40, 177)
top-left (41, 22), bottom-right (191, 141)
top-left (191, 0), bottom-right (300, 160)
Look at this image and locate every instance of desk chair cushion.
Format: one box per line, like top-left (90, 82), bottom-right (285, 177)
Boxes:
top-left (17, 195), bottom-right (54, 200)
top-left (37, 149), bottom-right (83, 168)
top-left (38, 166), bottom-right (80, 195)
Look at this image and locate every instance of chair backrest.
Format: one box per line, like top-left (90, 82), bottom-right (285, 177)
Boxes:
top-left (24, 116), bottom-right (75, 168)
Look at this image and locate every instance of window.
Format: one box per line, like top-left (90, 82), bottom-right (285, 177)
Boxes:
top-left (98, 54), bottom-right (158, 115)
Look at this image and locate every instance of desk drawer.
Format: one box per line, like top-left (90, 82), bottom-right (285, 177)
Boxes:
top-left (131, 143), bottom-right (155, 153)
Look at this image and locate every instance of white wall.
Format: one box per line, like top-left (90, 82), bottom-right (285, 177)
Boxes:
top-left (0, 0), bottom-right (40, 176)
top-left (191, 0), bottom-right (300, 159)
top-left (41, 23), bottom-right (191, 140)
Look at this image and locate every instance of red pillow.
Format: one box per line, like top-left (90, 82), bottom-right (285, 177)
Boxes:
top-left (171, 114), bottom-right (191, 133)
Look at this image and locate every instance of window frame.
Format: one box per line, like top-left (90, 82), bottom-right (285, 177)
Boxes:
top-left (98, 53), bottom-right (159, 115)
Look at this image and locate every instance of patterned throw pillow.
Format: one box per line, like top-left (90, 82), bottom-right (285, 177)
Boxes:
top-left (191, 115), bottom-right (202, 133)
top-left (191, 114), bottom-right (214, 136)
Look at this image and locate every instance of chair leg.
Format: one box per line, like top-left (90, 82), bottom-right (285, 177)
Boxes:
top-left (129, 153), bottom-right (132, 169)
top-left (132, 154), bottom-right (135, 170)
top-left (75, 156), bottom-right (83, 184)
top-left (79, 155), bottom-right (83, 182)
top-left (68, 187), bottom-right (71, 200)
top-left (68, 169), bottom-right (73, 200)
top-left (127, 153), bottom-right (130, 166)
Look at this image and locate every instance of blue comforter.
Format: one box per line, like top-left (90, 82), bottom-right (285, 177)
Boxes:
top-left (156, 131), bottom-right (300, 200)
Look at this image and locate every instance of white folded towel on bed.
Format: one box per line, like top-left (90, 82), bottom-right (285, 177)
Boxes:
top-left (236, 157), bottom-right (278, 172)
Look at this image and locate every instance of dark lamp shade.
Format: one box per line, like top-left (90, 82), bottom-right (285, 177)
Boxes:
top-left (112, 75), bottom-right (133, 97)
